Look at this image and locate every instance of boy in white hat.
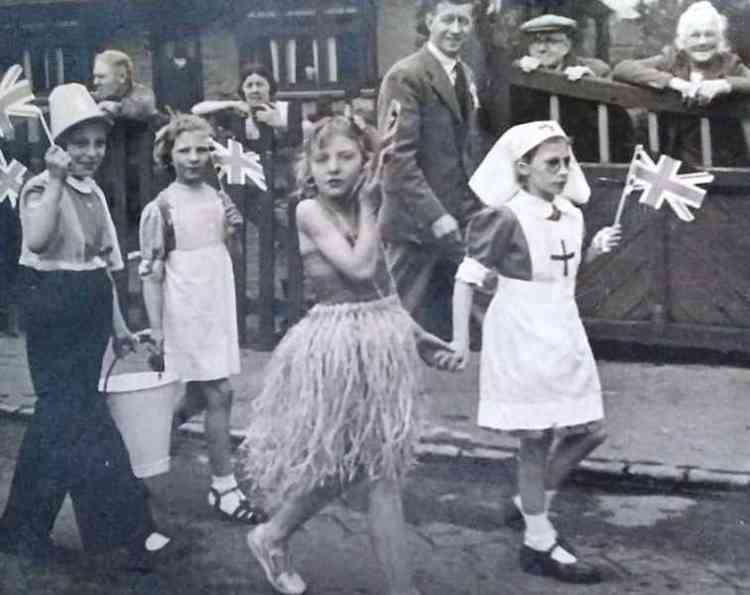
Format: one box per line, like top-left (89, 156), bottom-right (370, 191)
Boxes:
top-left (0, 83), bottom-right (176, 570)
top-left (451, 121), bottom-right (621, 584)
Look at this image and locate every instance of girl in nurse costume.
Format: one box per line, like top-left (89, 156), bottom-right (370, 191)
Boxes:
top-left (451, 121), bottom-right (621, 584)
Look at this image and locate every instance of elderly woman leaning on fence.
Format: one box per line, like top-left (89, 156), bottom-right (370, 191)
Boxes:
top-left (613, 1), bottom-right (750, 168)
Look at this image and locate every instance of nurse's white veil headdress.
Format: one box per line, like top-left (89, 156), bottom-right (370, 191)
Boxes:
top-left (469, 120), bottom-right (590, 208)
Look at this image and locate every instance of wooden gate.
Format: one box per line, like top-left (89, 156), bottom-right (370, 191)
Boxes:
top-left (510, 70), bottom-right (750, 352)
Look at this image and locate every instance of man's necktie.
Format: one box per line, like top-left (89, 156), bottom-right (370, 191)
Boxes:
top-left (454, 63), bottom-right (470, 120)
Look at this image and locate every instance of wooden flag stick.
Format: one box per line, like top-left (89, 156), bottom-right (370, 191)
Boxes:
top-left (209, 152), bottom-right (228, 194)
top-left (613, 144), bottom-right (644, 226)
top-left (34, 106), bottom-right (55, 146)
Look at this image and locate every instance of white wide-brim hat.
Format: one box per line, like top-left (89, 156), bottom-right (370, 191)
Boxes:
top-left (49, 83), bottom-right (111, 142)
top-left (470, 120), bottom-right (590, 208)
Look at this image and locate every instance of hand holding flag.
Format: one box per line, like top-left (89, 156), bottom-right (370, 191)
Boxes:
top-left (0, 148), bottom-right (27, 209)
top-left (211, 138), bottom-right (267, 191)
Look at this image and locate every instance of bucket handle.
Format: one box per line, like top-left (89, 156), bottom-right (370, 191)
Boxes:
top-left (102, 355), bottom-right (123, 395)
top-left (102, 331), bottom-right (164, 394)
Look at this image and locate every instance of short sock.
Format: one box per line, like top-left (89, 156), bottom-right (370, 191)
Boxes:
top-left (209, 474), bottom-right (246, 514)
top-left (522, 512), bottom-right (556, 551)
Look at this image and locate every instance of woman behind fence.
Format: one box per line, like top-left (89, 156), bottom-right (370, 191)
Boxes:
top-left (239, 116), bottom-right (459, 595)
top-left (139, 114), bottom-right (266, 525)
top-left (613, 0), bottom-right (750, 168)
top-left (0, 83), bottom-right (174, 570)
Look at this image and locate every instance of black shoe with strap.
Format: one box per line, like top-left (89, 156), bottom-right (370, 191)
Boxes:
top-left (520, 542), bottom-right (602, 584)
top-left (209, 486), bottom-right (268, 525)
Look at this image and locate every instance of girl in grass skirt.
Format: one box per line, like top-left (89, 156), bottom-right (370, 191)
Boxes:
top-left (240, 115), bottom-right (458, 595)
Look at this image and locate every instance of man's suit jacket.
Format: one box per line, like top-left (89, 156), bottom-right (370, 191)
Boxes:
top-left (377, 46), bottom-right (482, 246)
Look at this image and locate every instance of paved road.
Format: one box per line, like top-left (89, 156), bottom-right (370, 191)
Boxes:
top-left (0, 418), bottom-right (748, 595)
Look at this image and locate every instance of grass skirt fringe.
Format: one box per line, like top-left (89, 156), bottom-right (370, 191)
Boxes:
top-left (239, 295), bottom-right (423, 507)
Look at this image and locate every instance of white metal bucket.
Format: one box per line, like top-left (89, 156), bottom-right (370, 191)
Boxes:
top-left (100, 370), bottom-right (180, 478)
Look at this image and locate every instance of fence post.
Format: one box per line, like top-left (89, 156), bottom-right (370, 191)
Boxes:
top-left (647, 112), bottom-right (660, 155)
top-left (106, 123), bottom-right (130, 324)
top-left (597, 103), bottom-right (610, 163)
top-left (255, 149), bottom-right (277, 350)
top-left (699, 117), bottom-right (713, 168)
top-left (226, 185), bottom-right (248, 347)
top-left (549, 94), bottom-right (561, 122)
top-left (286, 196), bottom-right (304, 326)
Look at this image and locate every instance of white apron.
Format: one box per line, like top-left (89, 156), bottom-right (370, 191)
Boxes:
top-left (477, 194), bottom-right (603, 432)
top-left (162, 191), bottom-right (240, 381)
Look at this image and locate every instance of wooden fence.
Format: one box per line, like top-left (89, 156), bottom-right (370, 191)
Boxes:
top-left (509, 69), bottom-right (750, 352)
top-left (6, 77), bottom-right (750, 353)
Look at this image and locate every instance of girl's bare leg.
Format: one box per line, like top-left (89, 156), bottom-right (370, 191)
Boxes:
top-left (518, 432), bottom-right (553, 515)
top-left (367, 477), bottom-right (418, 595)
top-left (202, 379), bottom-right (233, 476)
top-left (545, 427), bottom-right (607, 492)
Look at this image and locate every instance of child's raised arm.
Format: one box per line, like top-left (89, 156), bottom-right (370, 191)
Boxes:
top-left (296, 197), bottom-right (380, 282)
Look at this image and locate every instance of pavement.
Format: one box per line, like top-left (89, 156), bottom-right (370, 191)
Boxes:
top-left (3, 418), bottom-right (749, 594)
top-left (1, 333), bottom-right (749, 489)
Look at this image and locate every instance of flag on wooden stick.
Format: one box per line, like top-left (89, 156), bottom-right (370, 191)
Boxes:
top-left (614, 145), bottom-right (713, 224)
top-left (211, 138), bottom-right (267, 191)
top-left (0, 148), bottom-right (27, 208)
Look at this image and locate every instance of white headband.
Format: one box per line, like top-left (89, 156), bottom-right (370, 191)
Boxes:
top-left (469, 120), bottom-right (590, 208)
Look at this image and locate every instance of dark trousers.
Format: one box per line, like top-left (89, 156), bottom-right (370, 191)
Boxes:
top-left (0, 267), bottom-right (154, 552)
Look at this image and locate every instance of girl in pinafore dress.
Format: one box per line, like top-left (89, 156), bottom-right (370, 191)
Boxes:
top-left (451, 121), bottom-right (621, 584)
top-left (139, 114), bottom-right (266, 525)
top-left (240, 116), bottom-right (457, 595)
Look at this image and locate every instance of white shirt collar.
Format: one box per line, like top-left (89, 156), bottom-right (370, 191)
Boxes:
top-left (66, 176), bottom-right (95, 195)
top-left (427, 42), bottom-right (460, 80)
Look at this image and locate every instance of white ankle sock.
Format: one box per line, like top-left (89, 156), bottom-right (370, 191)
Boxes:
top-left (144, 532), bottom-right (170, 552)
top-left (209, 474), bottom-right (246, 513)
top-left (522, 512), bottom-right (556, 551)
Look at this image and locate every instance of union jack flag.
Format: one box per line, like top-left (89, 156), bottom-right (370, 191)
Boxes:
top-left (211, 139), bottom-right (267, 191)
top-left (624, 145), bottom-right (713, 222)
top-left (0, 65), bottom-right (39, 138)
top-left (0, 148), bottom-right (27, 208)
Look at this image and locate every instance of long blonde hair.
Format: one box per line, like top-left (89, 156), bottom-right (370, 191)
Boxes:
top-left (293, 115), bottom-right (377, 202)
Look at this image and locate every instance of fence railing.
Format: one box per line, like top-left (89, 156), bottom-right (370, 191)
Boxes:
top-left (509, 67), bottom-right (750, 178)
top-left (506, 68), bottom-right (750, 353)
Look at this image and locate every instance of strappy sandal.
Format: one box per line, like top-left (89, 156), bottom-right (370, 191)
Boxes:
top-left (208, 487), bottom-right (268, 525)
top-left (247, 527), bottom-right (307, 595)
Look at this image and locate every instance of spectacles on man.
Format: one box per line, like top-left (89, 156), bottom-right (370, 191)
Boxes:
top-left (529, 33), bottom-right (569, 47)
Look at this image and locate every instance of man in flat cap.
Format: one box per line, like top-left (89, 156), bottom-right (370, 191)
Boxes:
top-left (511, 14), bottom-right (633, 162)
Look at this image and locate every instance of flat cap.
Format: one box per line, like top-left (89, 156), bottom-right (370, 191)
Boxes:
top-left (520, 14), bottom-right (578, 34)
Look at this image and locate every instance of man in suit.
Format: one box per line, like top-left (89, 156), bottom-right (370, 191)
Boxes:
top-left (378, 0), bottom-right (483, 339)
